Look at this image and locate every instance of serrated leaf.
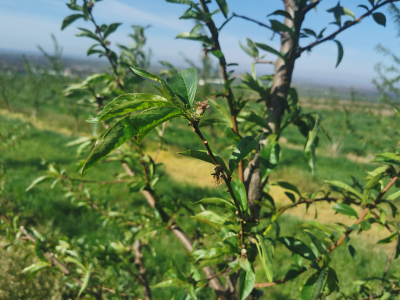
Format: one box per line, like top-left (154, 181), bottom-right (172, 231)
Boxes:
top-left (178, 149), bottom-right (229, 174)
top-left (372, 12), bottom-right (386, 27)
top-left (130, 66), bottom-right (188, 112)
top-left (61, 14), bottom-right (84, 30)
top-left (229, 135), bottom-right (260, 172)
top-left (278, 237), bottom-right (317, 260)
top-left (231, 178), bottom-right (247, 215)
top-left (255, 234), bottom-right (273, 282)
top-left (216, 0), bottom-right (229, 18)
top-left (82, 107), bottom-right (181, 175)
top-left (332, 203), bottom-right (358, 218)
top-left (239, 267), bottom-right (255, 300)
top-left (166, 68), bottom-right (198, 108)
top-left (89, 93), bottom-right (170, 123)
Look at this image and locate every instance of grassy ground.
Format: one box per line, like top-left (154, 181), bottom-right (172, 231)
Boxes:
top-left (0, 77), bottom-right (399, 299)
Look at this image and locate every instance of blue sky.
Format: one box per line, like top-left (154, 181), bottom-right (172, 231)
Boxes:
top-left (0, 0), bottom-right (399, 88)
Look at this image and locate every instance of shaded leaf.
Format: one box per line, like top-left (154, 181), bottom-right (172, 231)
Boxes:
top-left (103, 22), bottom-right (122, 39)
top-left (325, 180), bottom-right (364, 200)
top-left (178, 149), bottom-right (229, 174)
top-left (278, 237), bottom-right (317, 260)
top-left (333, 40), bottom-right (344, 67)
top-left (61, 14), bottom-right (84, 30)
top-left (299, 270), bottom-right (326, 300)
top-left (229, 135), bottom-right (260, 172)
top-left (372, 12), bottom-right (386, 27)
top-left (216, 0), bottom-right (229, 18)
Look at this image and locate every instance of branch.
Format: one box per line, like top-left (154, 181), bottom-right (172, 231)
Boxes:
top-left (198, 0), bottom-right (243, 182)
top-left (300, 0), bottom-right (398, 54)
top-left (300, 0), bottom-right (320, 17)
top-left (380, 236), bottom-right (398, 295)
top-left (133, 239), bottom-right (152, 300)
top-left (20, 226), bottom-right (123, 299)
top-left (255, 171), bottom-right (400, 288)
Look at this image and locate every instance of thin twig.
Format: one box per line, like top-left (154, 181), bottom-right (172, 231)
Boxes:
top-left (199, 0), bottom-right (243, 182)
top-left (300, 0), bottom-right (399, 54)
top-left (20, 226), bottom-right (123, 299)
top-left (255, 172), bottom-right (400, 288)
top-left (381, 236), bottom-right (398, 294)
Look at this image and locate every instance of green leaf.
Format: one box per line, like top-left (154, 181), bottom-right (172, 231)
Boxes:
top-left (342, 7), bottom-right (355, 19)
top-left (239, 267), bottom-right (255, 300)
top-left (216, 0), bottom-right (229, 18)
top-left (229, 135), bottom-right (260, 173)
top-left (270, 19), bottom-right (294, 40)
top-left (166, 68), bottom-right (198, 108)
top-left (193, 246), bottom-right (230, 262)
top-left (325, 180), bottom-right (364, 200)
top-left (78, 263), bottom-right (92, 298)
top-left (304, 114), bottom-right (320, 172)
top-left (303, 28), bottom-right (317, 38)
top-left (178, 149), bottom-right (229, 174)
top-left (255, 234), bottom-right (273, 282)
top-left (21, 261), bottom-right (49, 275)
top-left (82, 107), bottom-right (181, 175)
top-left (231, 178), bottom-right (248, 215)
top-left (332, 203), bottom-right (358, 218)
top-left (61, 14), bottom-right (84, 30)
top-left (208, 99), bottom-right (232, 127)
top-left (34, 240), bottom-right (46, 261)
top-left (25, 175), bottom-right (52, 192)
top-left (192, 211), bottom-right (228, 229)
top-left (192, 197), bottom-right (236, 210)
top-left (64, 257), bottom-right (86, 271)
top-left (275, 181), bottom-right (300, 196)
top-left (387, 190), bottom-right (400, 201)
top-left (373, 152), bottom-right (400, 166)
top-left (151, 278), bottom-right (189, 288)
top-left (372, 12), bottom-right (386, 27)
top-left (103, 22), bottom-right (122, 39)
top-left (88, 93), bottom-right (170, 123)
top-left (333, 40), bottom-right (344, 68)
top-left (76, 28), bottom-right (100, 42)
top-left (260, 134), bottom-right (280, 179)
top-left (176, 32), bottom-right (213, 45)
top-left (299, 270), bottom-right (326, 300)
top-left (130, 66), bottom-right (188, 112)
top-left (166, 0), bottom-right (196, 5)
top-left (256, 43), bottom-right (285, 60)
top-left (267, 9), bottom-right (293, 20)
top-left (304, 230), bottom-right (326, 256)
top-left (377, 231), bottom-right (399, 244)
top-left (239, 111), bottom-right (272, 132)
top-left (278, 237), bottom-right (317, 260)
